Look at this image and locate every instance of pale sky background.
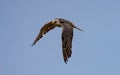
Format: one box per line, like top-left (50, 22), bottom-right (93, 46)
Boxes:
top-left (0, 0), bottom-right (120, 75)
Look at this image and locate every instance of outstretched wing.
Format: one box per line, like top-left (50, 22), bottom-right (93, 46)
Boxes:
top-left (62, 23), bottom-right (73, 63)
top-left (32, 21), bottom-right (57, 46)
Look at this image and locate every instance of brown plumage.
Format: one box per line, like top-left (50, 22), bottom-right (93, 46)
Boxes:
top-left (32, 18), bottom-right (83, 63)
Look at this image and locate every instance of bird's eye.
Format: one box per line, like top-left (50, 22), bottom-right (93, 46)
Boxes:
top-left (60, 21), bottom-right (64, 23)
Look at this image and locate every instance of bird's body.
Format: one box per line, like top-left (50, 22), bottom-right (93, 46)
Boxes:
top-left (32, 18), bottom-right (83, 63)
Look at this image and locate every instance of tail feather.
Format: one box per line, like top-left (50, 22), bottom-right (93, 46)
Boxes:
top-left (73, 26), bottom-right (83, 31)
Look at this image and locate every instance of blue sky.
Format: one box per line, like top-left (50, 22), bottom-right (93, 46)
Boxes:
top-left (0, 0), bottom-right (120, 75)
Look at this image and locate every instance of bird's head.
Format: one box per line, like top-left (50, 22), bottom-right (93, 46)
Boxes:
top-left (52, 18), bottom-right (70, 24)
top-left (55, 18), bottom-right (70, 24)
top-left (54, 18), bottom-right (84, 31)
top-left (51, 18), bottom-right (60, 25)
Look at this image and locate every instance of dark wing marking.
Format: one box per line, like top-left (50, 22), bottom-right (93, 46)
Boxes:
top-left (32, 21), bottom-right (57, 46)
top-left (62, 24), bottom-right (73, 63)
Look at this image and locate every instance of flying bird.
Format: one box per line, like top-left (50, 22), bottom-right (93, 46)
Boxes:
top-left (32, 18), bottom-right (83, 63)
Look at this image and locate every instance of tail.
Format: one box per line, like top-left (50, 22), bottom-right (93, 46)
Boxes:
top-left (73, 25), bottom-right (83, 31)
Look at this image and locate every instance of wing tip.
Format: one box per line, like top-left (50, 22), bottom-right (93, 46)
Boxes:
top-left (64, 58), bottom-right (68, 64)
top-left (31, 43), bottom-right (35, 47)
